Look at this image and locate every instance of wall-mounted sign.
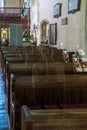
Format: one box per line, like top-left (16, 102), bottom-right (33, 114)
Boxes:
top-left (54, 3), bottom-right (62, 18)
top-left (50, 23), bottom-right (57, 45)
top-left (68, 0), bottom-right (81, 14)
top-left (61, 17), bottom-right (68, 25)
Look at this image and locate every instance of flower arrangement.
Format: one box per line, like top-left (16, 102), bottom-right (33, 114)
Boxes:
top-left (23, 29), bottom-right (28, 41)
top-left (29, 34), bottom-right (37, 46)
top-left (78, 49), bottom-right (85, 56)
top-left (78, 49), bottom-right (87, 67)
top-left (62, 49), bottom-right (69, 62)
top-left (73, 57), bottom-right (80, 67)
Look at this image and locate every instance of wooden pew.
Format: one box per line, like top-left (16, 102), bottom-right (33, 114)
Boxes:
top-left (6, 62), bottom-right (74, 76)
top-left (0, 46), bottom-right (33, 66)
top-left (2, 53), bottom-right (43, 74)
top-left (0, 46), bottom-right (42, 71)
top-left (21, 105), bottom-right (87, 130)
top-left (1, 46), bottom-right (65, 73)
top-left (3, 61), bottom-right (70, 93)
top-left (10, 74), bottom-right (64, 130)
top-left (10, 74), bottom-right (87, 130)
top-left (38, 46), bottom-right (64, 62)
top-left (6, 62), bottom-right (74, 115)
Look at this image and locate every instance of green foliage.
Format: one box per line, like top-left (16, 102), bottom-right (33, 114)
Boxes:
top-left (23, 29), bottom-right (28, 38)
top-left (29, 34), bottom-right (37, 43)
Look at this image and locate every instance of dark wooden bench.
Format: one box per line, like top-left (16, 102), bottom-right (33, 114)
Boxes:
top-left (2, 53), bottom-right (43, 74)
top-left (21, 105), bottom-right (87, 130)
top-left (10, 74), bottom-right (87, 130)
top-left (1, 46), bottom-right (65, 74)
top-left (0, 45), bottom-right (43, 72)
top-left (6, 62), bottom-right (74, 115)
top-left (0, 47), bottom-right (35, 69)
top-left (10, 74), bottom-right (64, 130)
top-left (38, 46), bottom-right (64, 61)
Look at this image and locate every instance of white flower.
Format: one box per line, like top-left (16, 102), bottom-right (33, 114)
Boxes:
top-left (78, 49), bottom-right (85, 56)
top-left (81, 57), bottom-right (87, 62)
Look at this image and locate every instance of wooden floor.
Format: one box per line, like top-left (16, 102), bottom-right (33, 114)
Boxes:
top-left (0, 64), bottom-right (9, 130)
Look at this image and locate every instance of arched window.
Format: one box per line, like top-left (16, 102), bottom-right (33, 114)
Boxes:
top-left (24, 0), bottom-right (30, 8)
top-left (0, 0), bottom-right (4, 11)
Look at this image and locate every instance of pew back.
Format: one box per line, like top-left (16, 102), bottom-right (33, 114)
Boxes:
top-left (21, 105), bottom-right (87, 130)
top-left (10, 74), bottom-right (87, 130)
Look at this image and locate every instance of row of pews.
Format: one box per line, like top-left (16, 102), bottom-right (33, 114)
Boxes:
top-left (21, 105), bottom-right (87, 130)
top-left (0, 45), bottom-right (87, 130)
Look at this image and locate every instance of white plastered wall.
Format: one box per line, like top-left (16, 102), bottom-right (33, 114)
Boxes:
top-left (30, 0), bottom-right (86, 51)
top-left (5, 0), bottom-right (20, 7)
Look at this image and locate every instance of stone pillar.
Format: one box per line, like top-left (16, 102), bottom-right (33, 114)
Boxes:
top-left (85, 0), bottom-right (87, 55)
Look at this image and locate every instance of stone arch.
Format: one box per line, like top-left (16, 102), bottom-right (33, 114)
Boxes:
top-left (40, 19), bottom-right (50, 44)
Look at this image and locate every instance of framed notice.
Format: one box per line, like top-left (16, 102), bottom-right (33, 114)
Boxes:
top-left (50, 23), bottom-right (57, 45)
top-left (68, 0), bottom-right (81, 13)
top-left (54, 3), bottom-right (61, 18)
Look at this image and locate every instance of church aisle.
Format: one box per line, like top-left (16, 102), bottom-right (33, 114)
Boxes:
top-left (0, 67), bottom-right (9, 130)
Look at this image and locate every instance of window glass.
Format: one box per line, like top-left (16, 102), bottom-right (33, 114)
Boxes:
top-left (0, 0), bottom-right (4, 11)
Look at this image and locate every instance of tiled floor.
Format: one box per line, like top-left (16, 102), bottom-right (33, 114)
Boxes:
top-left (0, 66), bottom-right (9, 130)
